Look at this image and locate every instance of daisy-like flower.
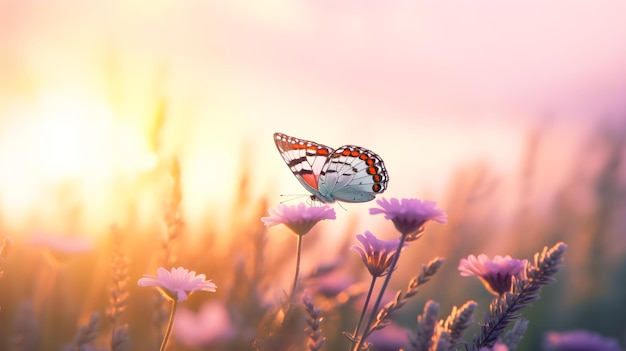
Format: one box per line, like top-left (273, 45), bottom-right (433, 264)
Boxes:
top-left (139, 267), bottom-right (217, 351)
top-left (543, 330), bottom-right (623, 351)
top-left (352, 231), bottom-right (407, 277)
top-left (458, 254), bottom-right (527, 295)
top-left (261, 203), bottom-right (336, 236)
top-left (262, 203), bottom-right (335, 300)
top-left (350, 232), bottom-right (409, 350)
top-left (369, 198), bottom-right (447, 237)
top-left (138, 267), bottom-right (217, 301)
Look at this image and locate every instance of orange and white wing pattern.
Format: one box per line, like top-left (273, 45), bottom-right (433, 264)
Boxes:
top-left (274, 132), bottom-right (388, 203)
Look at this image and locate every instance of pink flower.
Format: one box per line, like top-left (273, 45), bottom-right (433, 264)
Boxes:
top-left (307, 269), bottom-right (356, 299)
top-left (28, 233), bottom-right (94, 266)
top-left (261, 203), bottom-right (336, 236)
top-left (173, 301), bottom-right (235, 347)
top-left (458, 254), bottom-right (527, 295)
top-left (543, 330), bottom-right (623, 351)
top-left (28, 233), bottom-right (93, 253)
top-left (369, 198), bottom-right (447, 236)
top-left (352, 231), bottom-right (407, 277)
top-left (367, 322), bottom-right (409, 351)
top-left (138, 267), bottom-right (217, 301)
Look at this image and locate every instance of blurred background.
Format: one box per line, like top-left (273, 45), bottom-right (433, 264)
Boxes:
top-left (0, 0), bottom-right (625, 350)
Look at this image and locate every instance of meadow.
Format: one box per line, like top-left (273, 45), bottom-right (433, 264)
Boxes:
top-left (1, 2), bottom-right (625, 350)
top-left (0, 120), bottom-right (624, 351)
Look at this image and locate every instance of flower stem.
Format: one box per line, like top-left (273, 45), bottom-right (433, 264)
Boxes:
top-left (290, 234), bottom-right (304, 300)
top-left (350, 276), bottom-right (377, 349)
top-left (159, 299), bottom-right (178, 351)
top-left (353, 234), bottom-right (407, 351)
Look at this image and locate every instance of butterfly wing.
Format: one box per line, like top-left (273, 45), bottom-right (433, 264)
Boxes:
top-left (273, 132), bottom-right (336, 203)
top-left (318, 145), bottom-right (389, 203)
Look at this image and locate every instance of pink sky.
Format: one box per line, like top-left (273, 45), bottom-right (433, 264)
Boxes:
top-left (2, 0), bottom-right (625, 117)
top-left (1, 0), bottom-right (625, 235)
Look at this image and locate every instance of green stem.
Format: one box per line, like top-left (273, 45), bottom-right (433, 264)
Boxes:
top-left (353, 234), bottom-right (407, 351)
top-left (290, 234), bottom-right (304, 300)
top-left (350, 276), bottom-right (377, 349)
top-left (159, 299), bottom-right (178, 351)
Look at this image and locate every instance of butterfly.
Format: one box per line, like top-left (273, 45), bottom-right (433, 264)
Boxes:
top-left (273, 132), bottom-right (389, 203)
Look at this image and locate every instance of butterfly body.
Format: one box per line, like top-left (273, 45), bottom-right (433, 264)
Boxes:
top-left (274, 132), bottom-right (388, 203)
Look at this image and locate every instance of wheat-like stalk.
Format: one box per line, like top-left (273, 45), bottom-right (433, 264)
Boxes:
top-left (70, 312), bottom-right (100, 350)
top-left (443, 300), bottom-right (477, 347)
top-left (410, 300), bottom-right (440, 351)
top-left (106, 225), bottom-right (130, 351)
top-left (370, 257), bottom-right (444, 333)
top-left (153, 158), bottom-right (185, 341)
top-left (474, 242), bottom-right (567, 349)
top-left (303, 295), bottom-right (326, 351)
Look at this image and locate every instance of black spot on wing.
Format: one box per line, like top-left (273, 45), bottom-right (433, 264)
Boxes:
top-left (287, 157), bottom-right (308, 168)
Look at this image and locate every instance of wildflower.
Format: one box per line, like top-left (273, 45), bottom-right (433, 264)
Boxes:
top-left (173, 302), bottom-right (235, 347)
top-left (369, 198), bottom-right (447, 237)
top-left (139, 267), bottom-right (216, 351)
top-left (367, 323), bottom-right (410, 351)
top-left (28, 233), bottom-right (93, 253)
top-left (473, 243), bottom-right (567, 349)
top-left (458, 254), bottom-right (527, 295)
top-left (349, 232), bottom-right (408, 348)
top-left (137, 267), bottom-right (217, 301)
top-left (307, 270), bottom-right (356, 300)
top-left (29, 233), bottom-right (94, 267)
top-left (261, 203), bottom-right (336, 236)
top-left (352, 198), bottom-right (446, 351)
top-left (262, 203), bottom-right (335, 299)
top-left (352, 231), bottom-right (407, 277)
top-left (543, 330), bottom-right (623, 351)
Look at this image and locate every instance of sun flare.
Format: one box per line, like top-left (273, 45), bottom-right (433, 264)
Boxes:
top-left (0, 92), bottom-right (158, 224)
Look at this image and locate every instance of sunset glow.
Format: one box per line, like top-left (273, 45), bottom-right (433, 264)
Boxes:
top-left (0, 1), bottom-right (625, 350)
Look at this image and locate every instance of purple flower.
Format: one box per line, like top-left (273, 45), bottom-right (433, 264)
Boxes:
top-left (543, 330), bottom-right (623, 351)
top-left (352, 231), bottom-right (407, 277)
top-left (307, 269), bottom-right (356, 299)
top-left (369, 198), bottom-right (447, 236)
top-left (138, 267), bottom-right (217, 301)
top-left (458, 254), bottom-right (527, 295)
top-left (261, 203), bottom-right (336, 236)
top-left (173, 301), bottom-right (235, 347)
top-left (367, 322), bottom-right (410, 351)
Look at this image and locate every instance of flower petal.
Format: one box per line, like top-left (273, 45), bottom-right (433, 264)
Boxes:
top-left (369, 198), bottom-right (447, 235)
top-left (137, 266), bottom-right (217, 301)
top-left (458, 254), bottom-right (526, 295)
top-left (261, 203), bottom-right (336, 236)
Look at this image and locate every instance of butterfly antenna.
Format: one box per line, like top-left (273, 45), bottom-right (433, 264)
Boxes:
top-left (279, 194), bottom-right (309, 204)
